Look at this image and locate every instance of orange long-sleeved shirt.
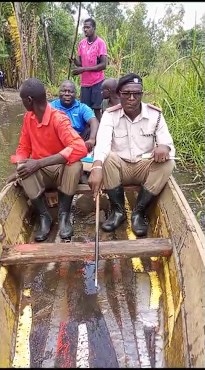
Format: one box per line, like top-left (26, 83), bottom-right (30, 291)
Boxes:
top-left (11, 103), bottom-right (88, 164)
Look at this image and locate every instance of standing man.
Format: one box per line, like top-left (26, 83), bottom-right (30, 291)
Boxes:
top-left (71, 18), bottom-right (108, 122)
top-left (0, 69), bottom-right (4, 91)
top-left (10, 78), bottom-right (87, 242)
top-left (88, 73), bottom-right (175, 237)
top-left (50, 80), bottom-right (99, 153)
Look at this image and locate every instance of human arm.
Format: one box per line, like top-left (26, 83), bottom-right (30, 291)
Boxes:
top-left (70, 55), bottom-right (82, 67)
top-left (84, 117), bottom-right (100, 152)
top-left (88, 111), bottom-right (113, 197)
top-left (16, 116), bottom-right (88, 179)
top-left (152, 113), bottom-right (175, 162)
top-left (81, 104), bottom-right (100, 151)
top-left (72, 55), bottom-right (107, 75)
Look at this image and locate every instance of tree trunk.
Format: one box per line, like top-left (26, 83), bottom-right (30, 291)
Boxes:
top-left (40, 15), bottom-right (54, 84)
top-left (13, 2), bottom-right (28, 82)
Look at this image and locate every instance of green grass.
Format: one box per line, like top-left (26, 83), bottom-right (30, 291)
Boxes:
top-left (143, 56), bottom-right (204, 173)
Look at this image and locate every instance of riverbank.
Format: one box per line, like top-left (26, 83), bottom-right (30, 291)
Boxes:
top-left (0, 87), bottom-right (55, 103)
top-left (0, 88), bottom-right (22, 103)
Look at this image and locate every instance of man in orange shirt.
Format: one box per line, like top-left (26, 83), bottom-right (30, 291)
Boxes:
top-left (10, 78), bottom-right (88, 242)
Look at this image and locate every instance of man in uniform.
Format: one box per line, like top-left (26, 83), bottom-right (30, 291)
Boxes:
top-left (10, 78), bottom-right (88, 242)
top-left (88, 73), bottom-right (175, 237)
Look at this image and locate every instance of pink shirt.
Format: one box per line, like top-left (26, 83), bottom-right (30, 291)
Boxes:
top-left (78, 37), bottom-right (107, 87)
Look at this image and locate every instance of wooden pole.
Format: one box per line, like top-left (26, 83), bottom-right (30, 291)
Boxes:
top-left (68, 2), bottom-right (82, 79)
top-left (94, 192), bottom-right (100, 287)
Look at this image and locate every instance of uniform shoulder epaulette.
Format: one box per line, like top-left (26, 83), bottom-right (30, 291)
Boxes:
top-left (147, 103), bottom-right (162, 112)
top-left (106, 103), bottom-right (122, 112)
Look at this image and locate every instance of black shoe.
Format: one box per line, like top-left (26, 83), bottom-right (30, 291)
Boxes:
top-left (101, 185), bottom-right (126, 232)
top-left (131, 186), bottom-right (155, 237)
top-left (31, 195), bottom-right (53, 242)
top-left (58, 192), bottom-right (74, 239)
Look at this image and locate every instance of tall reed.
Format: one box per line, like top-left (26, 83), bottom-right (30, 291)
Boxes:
top-left (144, 53), bottom-right (204, 172)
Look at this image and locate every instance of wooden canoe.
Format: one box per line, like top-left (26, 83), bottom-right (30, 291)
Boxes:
top-left (0, 175), bottom-right (205, 368)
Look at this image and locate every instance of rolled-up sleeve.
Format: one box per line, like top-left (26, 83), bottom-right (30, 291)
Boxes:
top-left (55, 117), bottom-right (88, 164)
top-left (10, 115), bottom-right (31, 163)
top-left (93, 111), bottom-right (113, 163)
top-left (156, 113), bottom-right (175, 157)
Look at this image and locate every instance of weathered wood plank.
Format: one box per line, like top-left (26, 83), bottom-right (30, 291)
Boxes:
top-left (45, 184), bottom-right (141, 198)
top-left (76, 184), bottom-right (140, 194)
top-left (0, 238), bottom-right (172, 265)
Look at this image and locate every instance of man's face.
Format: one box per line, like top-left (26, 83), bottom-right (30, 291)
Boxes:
top-left (119, 82), bottom-right (143, 114)
top-left (101, 83), bottom-right (110, 99)
top-left (83, 21), bottom-right (95, 38)
top-left (59, 82), bottom-right (76, 107)
top-left (20, 90), bottom-right (33, 111)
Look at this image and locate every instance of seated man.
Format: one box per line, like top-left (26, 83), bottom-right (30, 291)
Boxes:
top-left (88, 73), bottom-right (175, 237)
top-left (50, 80), bottom-right (99, 153)
top-left (101, 78), bottom-right (120, 112)
top-left (10, 77), bottom-right (88, 242)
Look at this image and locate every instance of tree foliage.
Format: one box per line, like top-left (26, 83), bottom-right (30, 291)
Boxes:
top-left (0, 1), bottom-right (203, 89)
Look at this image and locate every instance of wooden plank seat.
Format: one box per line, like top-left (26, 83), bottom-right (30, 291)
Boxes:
top-left (0, 238), bottom-right (172, 265)
top-left (45, 184), bottom-right (141, 207)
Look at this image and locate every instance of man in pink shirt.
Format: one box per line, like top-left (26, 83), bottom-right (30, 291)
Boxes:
top-left (72, 18), bottom-right (108, 122)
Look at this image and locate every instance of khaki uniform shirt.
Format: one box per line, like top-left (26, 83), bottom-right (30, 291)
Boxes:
top-left (94, 102), bottom-right (175, 163)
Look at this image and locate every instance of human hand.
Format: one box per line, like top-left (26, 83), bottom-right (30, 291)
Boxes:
top-left (152, 145), bottom-right (170, 163)
top-left (84, 138), bottom-right (95, 152)
top-left (68, 56), bottom-right (74, 64)
top-left (16, 159), bottom-right (41, 179)
top-left (6, 171), bottom-right (18, 184)
top-left (72, 67), bottom-right (85, 76)
top-left (88, 168), bottom-right (103, 200)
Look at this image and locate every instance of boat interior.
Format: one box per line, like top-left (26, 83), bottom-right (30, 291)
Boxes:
top-left (0, 178), bottom-right (205, 368)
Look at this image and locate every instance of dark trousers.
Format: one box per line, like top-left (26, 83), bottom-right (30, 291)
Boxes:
top-left (0, 77), bottom-right (4, 90)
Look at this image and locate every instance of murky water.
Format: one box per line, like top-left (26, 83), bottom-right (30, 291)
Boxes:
top-left (0, 97), bottom-right (204, 232)
top-left (13, 257), bottom-right (165, 368)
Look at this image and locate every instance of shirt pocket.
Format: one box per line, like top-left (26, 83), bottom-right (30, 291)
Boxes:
top-left (138, 127), bottom-right (156, 151)
top-left (113, 129), bottom-right (128, 151)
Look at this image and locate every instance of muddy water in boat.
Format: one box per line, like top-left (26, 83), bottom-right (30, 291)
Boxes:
top-left (15, 259), bottom-right (164, 368)
top-left (10, 196), bottom-right (167, 368)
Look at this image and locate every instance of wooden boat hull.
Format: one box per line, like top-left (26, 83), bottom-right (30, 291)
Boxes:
top-left (0, 176), bottom-right (205, 368)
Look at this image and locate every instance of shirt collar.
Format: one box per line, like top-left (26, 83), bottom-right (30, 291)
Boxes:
top-left (120, 102), bottom-right (149, 120)
top-left (31, 103), bottom-right (52, 127)
top-left (60, 99), bottom-right (79, 110)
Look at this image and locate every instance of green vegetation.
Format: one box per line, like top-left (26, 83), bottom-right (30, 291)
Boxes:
top-left (0, 2), bottom-right (204, 173)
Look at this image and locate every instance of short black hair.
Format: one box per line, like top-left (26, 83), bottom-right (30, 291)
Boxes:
top-left (20, 77), bottom-right (46, 102)
top-left (84, 18), bottom-right (96, 29)
top-left (59, 80), bottom-right (76, 92)
top-left (116, 73), bottom-right (143, 93)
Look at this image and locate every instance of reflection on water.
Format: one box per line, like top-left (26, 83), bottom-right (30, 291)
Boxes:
top-left (0, 100), bottom-right (204, 232)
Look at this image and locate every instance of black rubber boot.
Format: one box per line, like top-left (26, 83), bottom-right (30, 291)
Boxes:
top-left (131, 186), bottom-right (155, 237)
top-left (31, 195), bottom-right (53, 242)
top-left (101, 185), bottom-right (126, 232)
top-left (58, 192), bottom-right (74, 239)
